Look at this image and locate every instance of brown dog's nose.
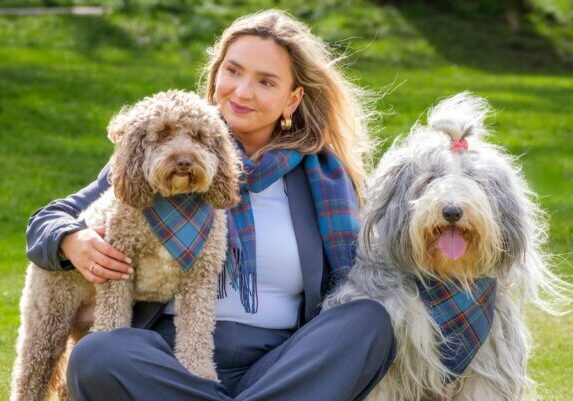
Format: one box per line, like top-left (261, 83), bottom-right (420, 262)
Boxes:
top-left (176, 157), bottom-right (192, 173)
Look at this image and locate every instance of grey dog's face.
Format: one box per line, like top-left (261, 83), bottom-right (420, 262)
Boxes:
top-left (365, 131), bottom-right (529, 285)
top-left (142, 119), bottom-right (219, 197)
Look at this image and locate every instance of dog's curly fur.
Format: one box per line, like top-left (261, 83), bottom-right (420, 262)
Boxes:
top-left (10, 90), bottom-right (241, 401)
top-left (324, 93), bottom-right (572, 401)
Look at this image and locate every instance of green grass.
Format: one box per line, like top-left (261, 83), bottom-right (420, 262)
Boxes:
top-left (1, 0), bottom-right (572, 399)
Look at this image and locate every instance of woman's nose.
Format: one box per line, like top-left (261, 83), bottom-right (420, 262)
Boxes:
top-left (235, 78), bottom-right (254, 99)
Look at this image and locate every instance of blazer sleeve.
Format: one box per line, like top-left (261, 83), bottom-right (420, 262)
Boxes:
top-left (26, 164), bottom-right (111, 271)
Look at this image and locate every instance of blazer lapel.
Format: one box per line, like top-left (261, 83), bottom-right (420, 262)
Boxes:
top-left (285, 165), bottom-right (325, 324)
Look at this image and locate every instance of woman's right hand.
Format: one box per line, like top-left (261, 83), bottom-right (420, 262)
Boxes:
top-left (60, 226), bottom-right (133, 284)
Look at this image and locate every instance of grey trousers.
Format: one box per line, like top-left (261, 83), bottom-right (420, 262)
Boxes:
top-left (66, 300), bottom-right (396, 401)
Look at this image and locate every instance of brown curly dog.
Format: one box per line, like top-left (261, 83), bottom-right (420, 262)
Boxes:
top-left (10, 90), bottom-right (241, 401)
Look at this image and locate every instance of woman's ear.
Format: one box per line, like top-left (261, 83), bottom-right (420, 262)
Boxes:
top-left (283, 86), bottom-right (305, 118)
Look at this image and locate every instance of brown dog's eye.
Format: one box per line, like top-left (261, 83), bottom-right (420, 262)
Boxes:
top-left (195, 130), bottom-right (209, 142)
top-left (157, 123), bottom-right (173, 138)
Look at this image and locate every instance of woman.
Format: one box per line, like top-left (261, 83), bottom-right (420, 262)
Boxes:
top-left (26, 10), bottom-right (395, 401)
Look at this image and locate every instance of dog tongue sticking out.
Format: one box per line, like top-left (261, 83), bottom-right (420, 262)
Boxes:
top-left (438, 226), bottom-right (468, 260)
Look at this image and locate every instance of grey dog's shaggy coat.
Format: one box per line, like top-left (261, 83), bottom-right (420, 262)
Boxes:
top-left (10, 90), bottom-right (241, 401)
top-left (325, 93), bottom-right (572, 401)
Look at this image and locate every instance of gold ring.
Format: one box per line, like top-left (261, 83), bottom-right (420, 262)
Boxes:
top-left (88, 263), bottom-right (95, 273)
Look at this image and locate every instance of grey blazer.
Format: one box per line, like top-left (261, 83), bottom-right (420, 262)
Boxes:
top-left (26, 164), bottom-right (329, 329)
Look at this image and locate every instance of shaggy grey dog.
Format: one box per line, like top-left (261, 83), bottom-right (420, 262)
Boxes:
top-left (11, 90), bottom-right (241, 401)
top-left (325, 93), bottom-right (571, 401)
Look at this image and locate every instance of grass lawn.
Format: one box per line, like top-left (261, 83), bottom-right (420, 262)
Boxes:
top-left (1, 1), bottom-right (572, 399)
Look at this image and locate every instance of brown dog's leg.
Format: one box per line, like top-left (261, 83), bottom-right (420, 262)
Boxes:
top-left (10, 267), bottom-right (88, 401)
top-left (173, 262), bottom-right (220, 381)
top-left (173, 212), bottom-right (227, 381)
top-left (92, 279), bottom-right (133, 332)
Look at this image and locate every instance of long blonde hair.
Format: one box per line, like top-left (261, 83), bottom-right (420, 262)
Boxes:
top-left (199, 9), bottom-right (372, 200)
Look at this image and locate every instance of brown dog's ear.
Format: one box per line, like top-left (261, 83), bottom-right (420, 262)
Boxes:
top-left (109, 124), bottom-right (154, 209)
top-left (107, 106), bottom-right (132, 145)
top-left (202, 129), bottom-right (242, 210)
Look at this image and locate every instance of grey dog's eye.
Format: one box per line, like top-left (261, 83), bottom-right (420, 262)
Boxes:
top-left (425, 174), bottom-right (436, 185)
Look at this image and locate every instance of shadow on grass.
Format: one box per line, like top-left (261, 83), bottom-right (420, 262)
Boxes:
top-left (389, 2), bottom-right (573, 75)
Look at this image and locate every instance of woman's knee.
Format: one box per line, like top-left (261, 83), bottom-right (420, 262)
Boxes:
top-left (344, 300), bottom-right (397, 370)
top-left (340, 300), bottom-right (393, 337)
top-left (67, 328), bottom-right (162, 384)
top-left (340, 300), bottom-right (396, 357)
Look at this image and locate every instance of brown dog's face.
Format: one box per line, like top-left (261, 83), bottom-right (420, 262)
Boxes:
top-left (107, 90), bottom-right (241, 210)
top-left (143, 119), bottom-right (219, 197)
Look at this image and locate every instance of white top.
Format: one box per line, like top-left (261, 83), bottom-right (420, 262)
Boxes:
top-left (215, 177), bottom-right (304, 329)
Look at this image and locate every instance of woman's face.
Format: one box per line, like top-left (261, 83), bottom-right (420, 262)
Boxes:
top-left (214, 35), bottom-right (303, 154)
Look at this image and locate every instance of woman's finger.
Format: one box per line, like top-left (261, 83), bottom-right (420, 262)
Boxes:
top-left (79, 264), bottom-right (107, 284)
top-left (89, 262), bottom-right (130, 281)
top-left (93, 251), bottom-right (133, 275)
top-left (92, 236), bottom-right (132, 265)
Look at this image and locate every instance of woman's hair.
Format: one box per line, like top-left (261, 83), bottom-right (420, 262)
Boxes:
top-left (199, 9), bottom-right (372, 199)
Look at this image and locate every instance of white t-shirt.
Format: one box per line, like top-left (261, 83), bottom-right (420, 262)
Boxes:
top-left (215, 177), bottom-right (304, 329)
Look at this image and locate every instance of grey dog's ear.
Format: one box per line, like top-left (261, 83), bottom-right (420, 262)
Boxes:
top-left (108, 121), bottom-right (154, 209)
top-left (361, 157), bottom-right (414, 260)
top-left (202, 128), bottom-right (241, 210)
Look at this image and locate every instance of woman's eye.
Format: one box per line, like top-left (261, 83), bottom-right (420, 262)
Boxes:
top-left (226, 67), bottom-right (238, 75)
top-left (260, 80), bottom-right (274, 87)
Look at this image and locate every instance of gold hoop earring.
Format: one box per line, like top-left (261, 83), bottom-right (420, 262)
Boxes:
top-left (280, 116), bottom-right (292, 131)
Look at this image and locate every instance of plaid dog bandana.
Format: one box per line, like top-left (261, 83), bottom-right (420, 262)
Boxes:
top-left (416, 277), bottom-right (497, 383)
top-left (143, 194), bottom-right (215, 272)
top-left (220, 146), bottom-right (360, 313)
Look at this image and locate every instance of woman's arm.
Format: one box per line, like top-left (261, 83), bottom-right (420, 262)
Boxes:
top-left (26, 164), bottom-right (132, 282)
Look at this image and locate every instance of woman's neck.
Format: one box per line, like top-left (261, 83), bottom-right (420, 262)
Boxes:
top-left (233, 128), bottom-right (274, 158)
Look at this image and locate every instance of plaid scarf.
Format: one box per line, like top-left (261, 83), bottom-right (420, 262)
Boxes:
top-left (143, 194), bottom-right (215, 272)
top-left (416, 277), bottom-right (497, 383)
top-left (219, 147), bottom-right (360, 314)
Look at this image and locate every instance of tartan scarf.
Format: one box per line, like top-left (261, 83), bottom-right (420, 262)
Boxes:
top-left (143, 194), bottom-right (215, 272)
top-left (416, 277), bottom-right (497, 383)
top-left (219, 146), bottom-right (360, 314)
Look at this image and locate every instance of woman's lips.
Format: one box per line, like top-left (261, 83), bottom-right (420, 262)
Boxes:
top-left (229, 100), bottom-right (254, 114)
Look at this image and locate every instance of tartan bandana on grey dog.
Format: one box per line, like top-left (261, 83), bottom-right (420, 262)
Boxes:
top-left (416, 277), bottom-right (497, 383)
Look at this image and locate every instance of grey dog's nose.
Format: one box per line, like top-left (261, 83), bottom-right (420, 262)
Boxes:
top-left (176, 157), bottom-right (192, 172)
top-left (442, 206), bottom-right (463, 223)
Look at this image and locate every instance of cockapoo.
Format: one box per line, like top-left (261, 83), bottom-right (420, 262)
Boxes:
top-left (11, 90), bottom-right (241, 401)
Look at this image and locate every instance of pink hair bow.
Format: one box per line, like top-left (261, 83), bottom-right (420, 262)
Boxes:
top-left (451, 138), bottom-right (469, 152)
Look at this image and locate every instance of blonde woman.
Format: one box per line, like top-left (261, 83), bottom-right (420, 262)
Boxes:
top-left (26, 10), bottom-right (395, 401)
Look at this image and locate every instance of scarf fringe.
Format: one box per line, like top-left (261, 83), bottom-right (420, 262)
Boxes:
top-left (217, 266), bottom-right (227, 299)
top-left (240, 271), bottom-right (258, 314)
top-left (219, 247), bottom-right (257, 313)
top-left (218, 248), bottom-right (242, 299)
top-left (226, 247), bottom-right (242, 289)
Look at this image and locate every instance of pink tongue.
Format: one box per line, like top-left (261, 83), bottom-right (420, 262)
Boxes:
top-left (438, 227), bottom-right (468, 260)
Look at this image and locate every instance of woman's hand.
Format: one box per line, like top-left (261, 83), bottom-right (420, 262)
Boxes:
top-left (60, 227), bottom-right (133, 284)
